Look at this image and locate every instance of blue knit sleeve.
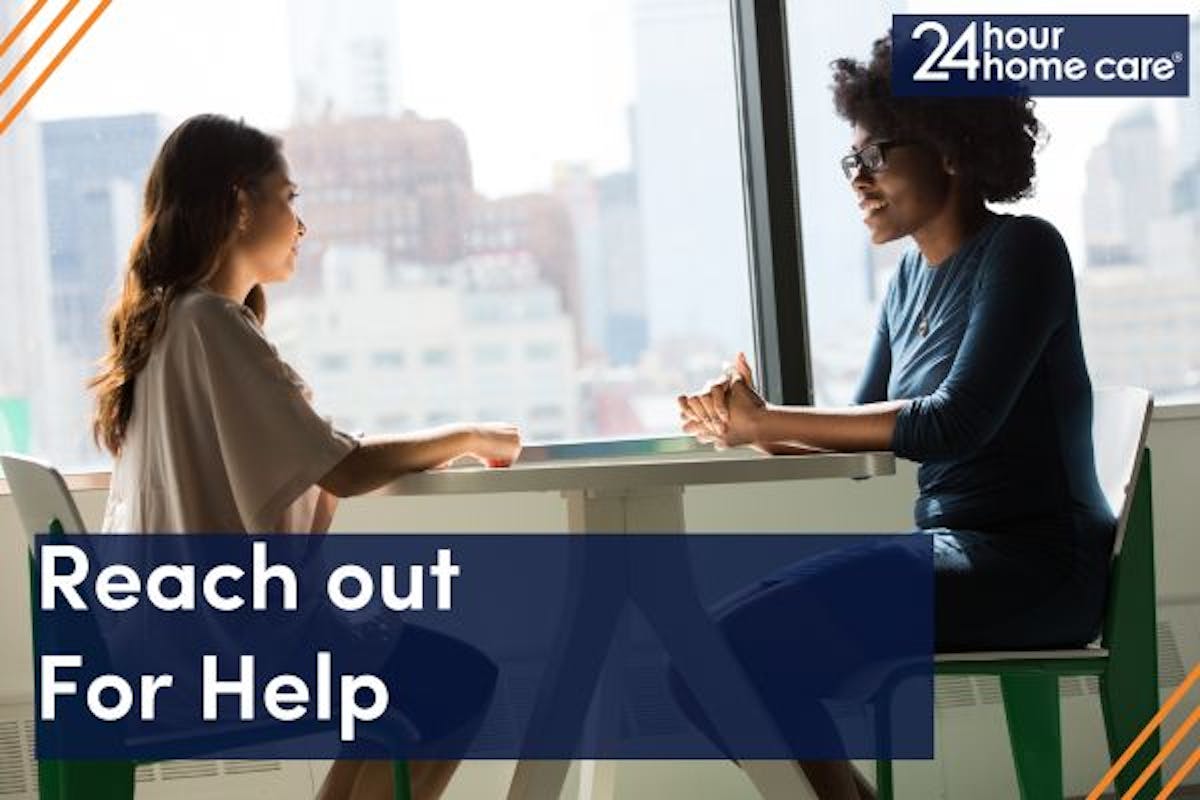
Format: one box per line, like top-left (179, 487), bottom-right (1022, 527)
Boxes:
top-left (891, 217), bottom-right (1073, 461)
top-left (854, 281), bottom-right (893, 405)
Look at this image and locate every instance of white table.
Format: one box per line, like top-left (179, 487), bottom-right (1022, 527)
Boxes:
top-left (375, 445), bottom-right (895, 800)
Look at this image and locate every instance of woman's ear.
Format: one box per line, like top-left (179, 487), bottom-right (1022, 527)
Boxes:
top-left (942, 154), bottom-right (958, 176)
top-left (233, 186), bottom-right (251, 233)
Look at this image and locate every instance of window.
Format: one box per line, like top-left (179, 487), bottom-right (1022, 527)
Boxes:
top-left (473, 343), bottom-right (509, 365)
top-left (4, 0), bottom-right (761, 471)
top-left (375, 414), bottom-right (410, 430)
top-left (788, 0), bottom-right (1200, 406)
top-left (525, 342), bottom-right (559, 362)
top-left (422, 348), bottom-right (455, 368)
top-left (316, 353), bottom-right (351, 372)
top-left (529, 404), bottom-right (564, 421)
top-left (371, 350), bottom-right (406, 369)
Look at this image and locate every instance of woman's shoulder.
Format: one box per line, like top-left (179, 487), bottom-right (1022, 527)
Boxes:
top-left (170, 286), bottom-right (298, 378)
top-left (170, 286), bottom-right (262, 337)
top-left (991, 213), bottom-right (1069, 256)
top-left (980, 213), bottom-right (1074, 294)
top-left (160, 287), bottom-right (276, 372)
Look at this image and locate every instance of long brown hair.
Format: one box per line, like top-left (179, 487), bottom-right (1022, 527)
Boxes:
top-left (91, 114), bottom-right (285, 455)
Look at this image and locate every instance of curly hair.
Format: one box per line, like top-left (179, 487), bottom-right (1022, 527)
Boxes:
top-left (831, 33), bottom-right (1045, 203)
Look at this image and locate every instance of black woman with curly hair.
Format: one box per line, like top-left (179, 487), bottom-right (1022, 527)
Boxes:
top-left (676, 34), bottom-right (1115, 799)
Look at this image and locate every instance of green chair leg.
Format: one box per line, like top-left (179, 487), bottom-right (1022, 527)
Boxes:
top-left (1098, 451), bottom-right (1162, 798)
top-left (874, 681), bottom-right (896, 800)
top-left (875, 757), bottom-right (894, 800)
top-left (1100, 672), bottom-right (1162, 799)
top-left (39, 760), bottom-right (136, 800)
top-left (1000, 675), bottom-right (1062, 800)
top-left (393, 759), bottom-right (413, 800)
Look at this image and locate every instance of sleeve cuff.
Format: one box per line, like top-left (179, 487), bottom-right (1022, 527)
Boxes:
top-left (249, 429), bottom-right (359, 533)
top-left (891, 401), bottom-right (920, 461)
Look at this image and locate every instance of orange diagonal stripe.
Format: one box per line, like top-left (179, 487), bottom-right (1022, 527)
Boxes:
top-left (1087, 662), bottom-right (1200, 800)
top-left (0, 0), bottom-right (51, 61)
top-left (1122, 702), bottom-right (1200, 799)
top-left (0, 0), bottom-right (83, 99)
top-left (0, 0), bottom-right (112, 137)
top-left (1155, 743), bottom-right (1200, 800)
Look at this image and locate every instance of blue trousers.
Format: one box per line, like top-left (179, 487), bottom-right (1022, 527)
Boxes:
top-left (671, 524), bottom-right (1114, 757)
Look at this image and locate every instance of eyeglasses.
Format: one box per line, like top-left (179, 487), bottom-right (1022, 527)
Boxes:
top-left (840, 139), bottom-right (910, 181)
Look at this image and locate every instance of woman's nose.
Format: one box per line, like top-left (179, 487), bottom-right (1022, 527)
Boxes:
top-left (849, 163), bottom-right (878, 185)
top-left (850, 165), bottom-right (874, 190)
top-left (297, 217), bottom-right (307, 237)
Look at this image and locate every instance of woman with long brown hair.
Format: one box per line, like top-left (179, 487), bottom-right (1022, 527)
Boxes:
top-left (91, 113), bottom-right (519, 799)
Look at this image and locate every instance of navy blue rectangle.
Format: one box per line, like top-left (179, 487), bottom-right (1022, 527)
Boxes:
top-left (892, 15), bottom-right (1189, 97)
top-left (34, 533), bottom-right (933, 761)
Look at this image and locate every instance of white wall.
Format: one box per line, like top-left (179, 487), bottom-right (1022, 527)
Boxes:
top-left (2, 408), bottom-right (1197, 798)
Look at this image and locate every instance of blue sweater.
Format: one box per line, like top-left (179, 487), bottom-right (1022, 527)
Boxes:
top-left (855, 214), bottom-right (1114, 540)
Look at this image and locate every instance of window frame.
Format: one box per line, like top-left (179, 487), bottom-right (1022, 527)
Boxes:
top-left (731, 0), bottom-right (813, 407)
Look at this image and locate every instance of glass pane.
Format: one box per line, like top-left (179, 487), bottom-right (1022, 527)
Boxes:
top-left (790, 1), bottom-right (1200, 406)
top-left (4, 0), bottom-right (756, 472)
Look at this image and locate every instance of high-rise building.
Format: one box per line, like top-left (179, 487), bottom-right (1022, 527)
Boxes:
top-left (595, 170), bottom-right (648, 365)
top-left (1078, 90), bottom-right (1200, 403)
top-left (281, 115), bottom-right (580, 324)
top-left (287, 0), bottom-right (403, 124)
top-left (551, 160), bottom-right (649, 366)
top-left (41, 114), bottom-right (162, 360)
top-left (1082, 144), bottom-right (1132, 267)
top-left (1083, 106), bottom-right (1168, 268)
top-left (552, 162), bottom-right (605, 354)
top-left (467, 192), bottom-right (581, 347)
top-left (632, 0), bottom-right (752, 353)
top-left (1079, 269), bottom-right (1200, 401)
top-left (0, 3), bottom-right (56, 459)
top-left (1175, 18), bottom-right (1200, 172)
top-left (281, 113), bottom-right (475, 288)
top-left (268, 247), bottom-right (579, 442)
top-left (280, 114), bottom-right (584, 358)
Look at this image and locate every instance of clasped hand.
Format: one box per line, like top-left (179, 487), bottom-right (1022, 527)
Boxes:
top-left (677, 351), bottom-right (766, 449)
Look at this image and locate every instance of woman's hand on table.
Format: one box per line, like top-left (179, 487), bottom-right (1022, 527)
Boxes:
top-left (678, 351), bottom-right (766, 449)
top-left (465, 423), bottom-right (523, 467)
top-left (678, 351), bottom-right (760, 427)
top-left (705, 378), bottom-right (766, 447)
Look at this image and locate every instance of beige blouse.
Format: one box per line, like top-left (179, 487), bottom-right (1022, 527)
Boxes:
top-left (101, 286), bottom-right (358, 534)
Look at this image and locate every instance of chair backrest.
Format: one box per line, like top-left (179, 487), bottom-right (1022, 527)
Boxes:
top-left (1, 453), bottom-right (88, 551)
top-left (1091, 387), bottom-right (1153, 559)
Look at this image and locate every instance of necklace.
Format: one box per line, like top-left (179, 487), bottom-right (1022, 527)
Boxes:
top-left (916, 214), bottom-right (999, 336)
top-left (917, 254), bottom-right (951, 337)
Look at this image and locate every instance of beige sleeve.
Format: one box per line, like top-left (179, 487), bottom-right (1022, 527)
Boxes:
top-left (186, 301), bottom-right (358, 533)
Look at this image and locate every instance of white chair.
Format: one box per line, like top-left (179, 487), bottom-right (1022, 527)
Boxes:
top-left (1, 453), bottom-right (418, 800)
top-left (2, 453), bottom-right (87, 540)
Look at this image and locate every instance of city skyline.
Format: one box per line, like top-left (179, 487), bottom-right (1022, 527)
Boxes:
top-left (14, 0), bottom-right (1196, 271)
top-left (21, 0), bottom-right (636, 199)
top-left (4, 0), bottom-right (1199, 470)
